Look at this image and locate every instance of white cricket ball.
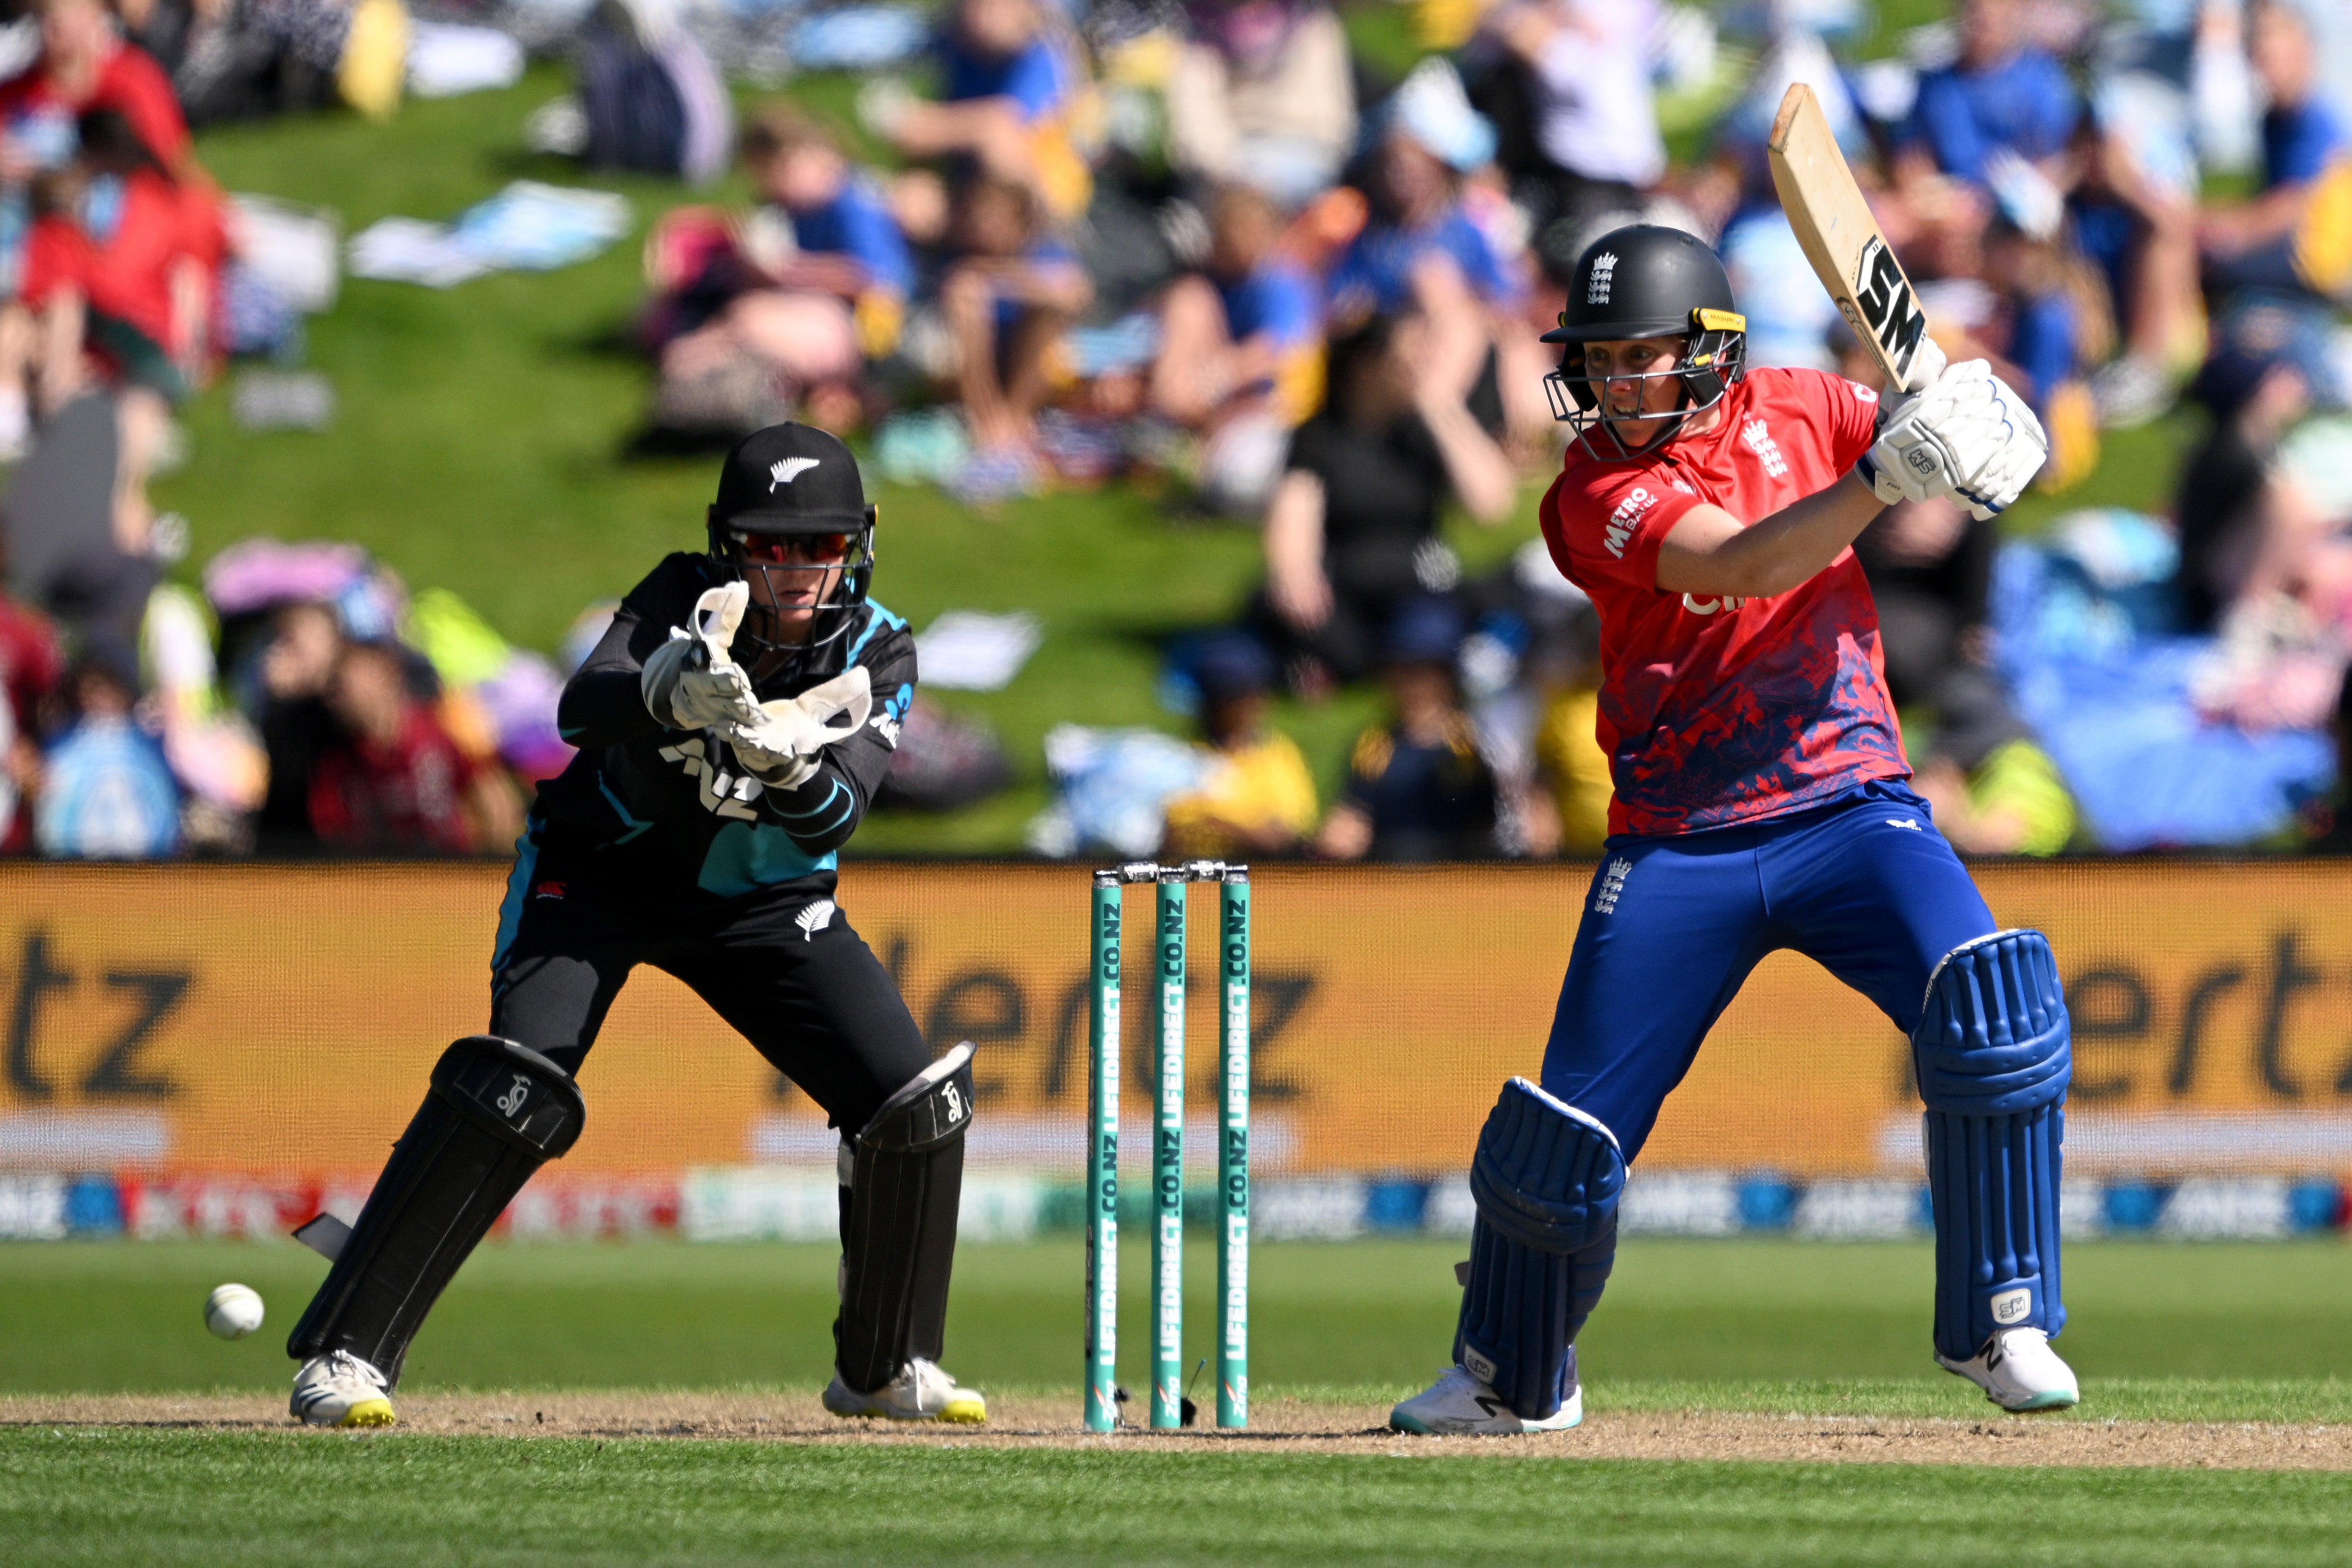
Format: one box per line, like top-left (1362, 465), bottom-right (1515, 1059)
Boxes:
top-left (204, 1283), bottom-right (265, 1340)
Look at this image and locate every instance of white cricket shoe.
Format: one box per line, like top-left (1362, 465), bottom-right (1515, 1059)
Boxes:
top-left (291, 1350), bottom-right (397, 1428)
top-left (1389, 1365), bottom-right (1583, 1435)
top-left (1938, 1328), bottom-right (2080, 1412)
top-left (823, 1358), bottom-right (987, 1424)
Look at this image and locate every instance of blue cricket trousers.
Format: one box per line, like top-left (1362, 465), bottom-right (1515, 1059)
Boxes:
top-left (1541, 780), bottom-right (1998, 1159)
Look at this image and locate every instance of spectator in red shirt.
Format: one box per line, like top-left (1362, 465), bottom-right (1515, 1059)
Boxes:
top-left (0, 108), bottom-right (221, 538)
top-left (309, 641), bottom-right (524, 855)
top-left (0, 0), bottom-right (194, 184)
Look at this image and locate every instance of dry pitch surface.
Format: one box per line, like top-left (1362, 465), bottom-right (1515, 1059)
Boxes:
top-left (10, 1392), bottom-right (2350, 1471)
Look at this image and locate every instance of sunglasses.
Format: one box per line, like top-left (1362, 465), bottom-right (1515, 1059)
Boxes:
top-left (732, 530), bottom-right (854, 565)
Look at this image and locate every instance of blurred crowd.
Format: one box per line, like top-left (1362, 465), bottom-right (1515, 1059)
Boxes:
top-left (2, 0), bottom-right (2351, 858)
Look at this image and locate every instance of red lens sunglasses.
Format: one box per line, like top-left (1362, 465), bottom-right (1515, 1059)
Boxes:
top-left (733, 531), bottom-right (853, 565)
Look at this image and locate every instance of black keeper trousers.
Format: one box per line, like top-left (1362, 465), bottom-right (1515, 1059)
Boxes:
top-left (488, 862), bottom-right (933, 1136)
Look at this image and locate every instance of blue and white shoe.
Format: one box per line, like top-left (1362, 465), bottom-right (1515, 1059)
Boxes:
top-left (1937, 1328), bottom-right (2080, 1412)
top-left (291, 1349), bottom-right (396, 1428)
top-left (1389, 1365), bottom-right (1582, 1435)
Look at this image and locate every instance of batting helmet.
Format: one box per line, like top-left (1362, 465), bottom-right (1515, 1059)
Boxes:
top-left (1539, 225), bottom-right (1747, 460)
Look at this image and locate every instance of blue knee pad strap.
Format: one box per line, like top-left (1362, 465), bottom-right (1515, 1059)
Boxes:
top-left (1454, 1078), bottom-right (1623, 1420)
top-left (1915, 930), bottom-right (2070, 1362)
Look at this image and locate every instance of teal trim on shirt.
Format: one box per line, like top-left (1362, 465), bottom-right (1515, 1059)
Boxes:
top-left (696, 820), bottom-right (838, 897)
top-left (490, 821), bottom-right (542, 975)
top-left (596, 774), bottom-right (656, 844)
top-left (844, 599), bottom-right (906, 667)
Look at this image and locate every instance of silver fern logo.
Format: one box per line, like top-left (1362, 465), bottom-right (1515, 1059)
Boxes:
top-left (769, 456), bottom-right (820, 490)
top-left (796, 899), bottom-right (838, 940)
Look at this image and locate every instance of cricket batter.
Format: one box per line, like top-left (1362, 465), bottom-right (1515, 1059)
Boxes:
top-left (285, 424), bottom-right (985, 1428)
top-left (1391, 226), bottom-right (2073, 1434)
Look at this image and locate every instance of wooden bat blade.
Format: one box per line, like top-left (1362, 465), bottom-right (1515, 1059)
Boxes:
top-left (1767, 82), bottom-right (1933, 393)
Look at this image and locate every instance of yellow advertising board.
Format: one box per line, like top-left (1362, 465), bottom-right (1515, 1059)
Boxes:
top-left (4, 859), bottom-right (2351, 1178)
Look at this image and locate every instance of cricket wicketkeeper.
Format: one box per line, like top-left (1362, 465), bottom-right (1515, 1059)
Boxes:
top-left (1392, 226), bottom-right (2074, 1434)
top-left (284, 424), bottom-right (984, 1428)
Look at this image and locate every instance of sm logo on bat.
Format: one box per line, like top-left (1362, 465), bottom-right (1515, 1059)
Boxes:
top-left (1845, 237), bottom-right (1928, 380)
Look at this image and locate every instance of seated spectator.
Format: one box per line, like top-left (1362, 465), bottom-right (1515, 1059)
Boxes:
top-left (0, 110), bottom-right (223, 460)
top-left (1252, 312), bottom-right (1516, 691)
top-left (572, 0), bottom-right (731, 183)
top-left (0, 0), bottom-right (197, 186)
top-left (1521, 603), bottom-right (1609, 859)
top-left (1899, 0), bottom-right (2079, 189)
top-left (2172, 315), bottom-right (2337, 636)
top-left (1468, 0), bottom-right (1665, 258)
top-left (35, 654), bottom-right (178, 857)
top-left (1162, 633), bottom-right (1317, 857)
top-left (1149, 183), bottom-right (1322, 512)
top-left (749, 108), bottom-right (915, 328)
top-left (934, 172), bottom-right (1091, 465)
top-left (866, 0), bottom-right (1091, 221)
top-left (1329, 62), bottom-right (1552, 435)
top-left (645, 106), bottom-right (908, 436)
top-left (2199, 0), bottom-right (2352, 309)
top-left (1907, 667), bottom-right (2079, 857)
top-left (309, 639), bottom-right (522, 855)
top-left (1165, 0), bottom-right (1356, 208)
top-left (2068, 106), bottom-right (2199, 430)
top-left (1326, 65), bottom-right (1520, 325)
top-left (1980, 210), bottom-right (2109, 489)
top-left (1889, 0), bottom-right (2080, 282)
top-left (247, 598), bottom-right (342, 848)
top-left (1314, 597), bottom-right (1498, 860)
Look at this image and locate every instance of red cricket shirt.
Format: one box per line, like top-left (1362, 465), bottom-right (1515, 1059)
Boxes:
top-left (1540, 366), bottom-right (1911, 838)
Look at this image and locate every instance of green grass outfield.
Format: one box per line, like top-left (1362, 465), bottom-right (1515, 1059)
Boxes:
top-left (8, 1237), bottom-right (2352, 1564)
top-left (11, 1432), bottom-right (2352, 1568)
top-left (9, 1235), bottom-right (2352, 1415)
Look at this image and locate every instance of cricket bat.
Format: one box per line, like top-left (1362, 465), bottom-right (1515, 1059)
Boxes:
top-left (1767, 83), bottom-right (1935, 394)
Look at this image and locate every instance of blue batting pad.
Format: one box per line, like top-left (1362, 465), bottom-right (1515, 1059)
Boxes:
top-left (1454, 1078), bottom-right (1623, 1420)
top-left (1914, 930), bottom-right (2070, 1361)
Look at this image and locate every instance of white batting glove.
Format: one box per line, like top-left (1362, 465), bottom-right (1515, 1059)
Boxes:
top-left (1950, 381), bottom-right (2049, 521)
top-left (1906, 335), bottom-right (1948, 392)
top-left (640, 582), bottom-right (761, 730)
top-left (1856, 359), bottom-right (2006, 507)
top-left (725, 665), bottom-right (873, 787)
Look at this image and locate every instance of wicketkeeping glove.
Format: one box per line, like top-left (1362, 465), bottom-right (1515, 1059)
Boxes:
top-left (641, 583), bottom-right (762, 730)
top-left (724, 665), bottom-right (873, 788)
